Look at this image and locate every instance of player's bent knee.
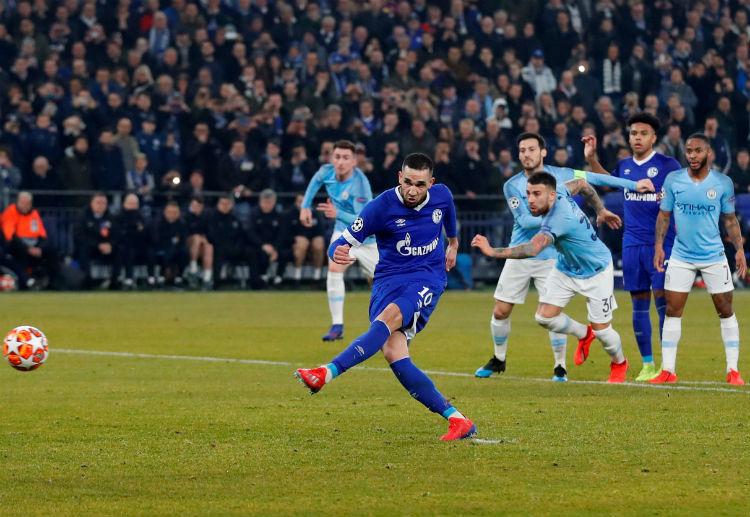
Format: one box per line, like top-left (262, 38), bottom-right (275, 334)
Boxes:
top-left (534, 312), bottom-right (553, 328)
top-left (382, 331), bottom-right (409, 364)
top-left (590, 321), bottom-right (611, 331)
top-left (376, 303), bottom-right (404, 333)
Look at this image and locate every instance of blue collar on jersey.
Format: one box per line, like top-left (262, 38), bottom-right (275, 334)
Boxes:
top-left (394, 186), bottom-right (431, 211)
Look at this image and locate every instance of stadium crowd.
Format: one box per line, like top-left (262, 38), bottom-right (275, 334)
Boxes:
top-left (0, 0), bottom-right (749, 289)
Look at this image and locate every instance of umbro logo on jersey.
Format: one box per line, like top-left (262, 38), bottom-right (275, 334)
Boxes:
top-left (395, 218), bottom-right (406, 227)
top-left (624, 169), bottom-right (631, 174)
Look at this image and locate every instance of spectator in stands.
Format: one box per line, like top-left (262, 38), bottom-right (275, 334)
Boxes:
top-left (152, 201), bottom-right (189, 287)
top-left (657, 123), bottom-right (688, 167)
top-left (126, 153), bottom-right (156, 211)
top-left (113, 118), bottom-right (140, 174)
top-left (185, 194), bottom-right (214, 289)
top-left (59, 136), bottom-right (92, 207)
top-left (113, 193), bottom-right (155, 290)
top-left (0, 147), bottom-right (22, 205)
top-left (217, 139), bottom-right (262, 219)
top-left (207, 194), bottom-right (261, 289)
top-left (729, 149), bottom-right (750, 193)
top-left (91, 128), bottom-right (126, 191)
top-left (24, 156), bottom-right (62, 207)
top-left (1, 191), bottom-right (59, 288)
top-left (521, 49), bottom-right (556, 99)
top-left (248, 189), bottom-right (290, 286)
top-left (704, 115), bottom-right (732, 174)
top-left (73, 193), bottom-right (115, 289)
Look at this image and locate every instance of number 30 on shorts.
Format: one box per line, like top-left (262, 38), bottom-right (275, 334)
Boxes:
top-left (601, 295), bottom-right (614, 316)
top-left (417, 286), bottom-right (433, 308)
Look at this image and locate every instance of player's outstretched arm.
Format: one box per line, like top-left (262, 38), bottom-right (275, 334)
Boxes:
top-left (445, 236), bottom-right (458, 271)
top-left (723, 213), bottom-right (748, 279)
top-left (471, 232), bottom-right (552, 259)
top-left (564, 178), bottom-right (622, 229)
top-left (654, 209), bottom-right (672, 272)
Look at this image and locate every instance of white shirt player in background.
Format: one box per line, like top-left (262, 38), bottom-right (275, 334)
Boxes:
top-left (650, 133), bottom-right (747, 385)
top-left (300, 140), bottom-right (379, 341)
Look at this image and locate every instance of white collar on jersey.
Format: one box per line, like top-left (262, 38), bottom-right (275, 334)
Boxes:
top-left (632, 150), bottom-right (656, 166)
top-left (394, 186), bottom-right (431, 211)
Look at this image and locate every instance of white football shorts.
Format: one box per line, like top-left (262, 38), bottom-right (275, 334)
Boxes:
top-left (665, 257), bottom-right (734, 294)
top-left (494, 258), bottom-right (557, 304)
top-left (331, 230), bottom-right (378, 278)
top-left (539, 261), bottom-right (618, 324)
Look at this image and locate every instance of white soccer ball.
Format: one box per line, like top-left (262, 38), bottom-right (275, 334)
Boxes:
top-left (3, 326), bottom-right (49, 371)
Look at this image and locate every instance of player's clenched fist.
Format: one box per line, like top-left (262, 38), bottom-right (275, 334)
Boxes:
top-left (471, 234), bottom-right (494, 257)
top-left (332, 244), bottom-right (356, 265)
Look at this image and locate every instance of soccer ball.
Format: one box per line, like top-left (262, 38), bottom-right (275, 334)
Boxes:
top-left (3, 326), bottom-right (49, 371)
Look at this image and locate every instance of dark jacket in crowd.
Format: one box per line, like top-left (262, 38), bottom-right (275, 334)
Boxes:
top-left (206, 209), bottom-right (247, 249)
top-left (247, 205), bottom-right (287, 249)
top-left (73, 206), bottom-right (115, 253)
top-left (91, 144), bottom-right (126, 190)
top-left (113, 208), bottom-right (151, 247)
top-left (153, 215), bottom-right (189, 252)
top-left (185, 209), bottom-right (211, 236)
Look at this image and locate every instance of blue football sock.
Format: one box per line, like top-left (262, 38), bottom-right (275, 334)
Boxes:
top-left (330, 320), bottom-right (390, 374)
top-left (655, 295), bottom-right (666, 341)
top-left (389, 357), bottom-right (451, 416)
top-left (632, 297), bottom-right (653, 362)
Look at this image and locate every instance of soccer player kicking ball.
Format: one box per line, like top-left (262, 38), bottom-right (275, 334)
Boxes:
top-left (300, 140), bottom-right (379, 342)
top-left (296, 153), bottom-right (476, 441)
top-left (474, 132), bottom-right (654, 382)
top-left (650, 134), bottom-right (747, 385)
top-left (472, 172), bottom-right (630, 383)
top-left (585, 113), bottom-right (682, 381)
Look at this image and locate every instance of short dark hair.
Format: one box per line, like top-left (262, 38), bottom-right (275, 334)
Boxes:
top-left (686, 132), bottom-right (711, 145)
top-left (402, 153), bottom-right (434, 174)
top-left (627, 112), bottom-right (660, 133)
top-left (516, 132), bottom-right (546, 149)
top-left (165, 201), bottom-right (180, 209)
top-left (333, 139), bottom-right (356, 153)
top-left (190, 194), bottom-right (204, 204)
top-left (527, 171), bottom-right (557, 189)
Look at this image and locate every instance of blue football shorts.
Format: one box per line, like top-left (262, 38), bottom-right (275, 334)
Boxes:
top-left (369, 278), bottom-right (445, 341)
top-left (622, 244), bottom-right (672, 292)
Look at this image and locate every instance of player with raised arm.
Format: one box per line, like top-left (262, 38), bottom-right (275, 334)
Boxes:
top-left (474, 133), bottom-right (654, 382)
top-left (295, 153), bottom-right (476, 441)
top-left (585, 113), bottom-right (682, 381)
top-left (650, 134), bottom-right (746, 385)
top-left (472, 171), bottom-right (631, 383)
top-left (300, 140), bottom-right (379, 341)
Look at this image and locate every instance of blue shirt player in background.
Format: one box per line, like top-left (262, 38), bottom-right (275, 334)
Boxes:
top-left (300, 140), bottom-right (379, 341)
top-left (473, 172), bottom-right (631, 383)
top-left (585, 113), bottom-right (682, 381)
top-left (474, 132), bottom-right (653, 382)
top-left (296, 153), bottom-right (477, 441)
top-left (650, 133), bottom-right (747, 385)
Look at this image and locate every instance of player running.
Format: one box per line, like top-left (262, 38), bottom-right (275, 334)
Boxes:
top-left (585, 113), bottom-right (682, 381)
top-left (300, 140), bottom-right (378, 341)
top-left (473, 172), bottom-right (631, 383)
top-left (296, 153), bottom-right (476, 441)
top-left (650, 134), bottom-right (746, 385)
top-left (474, 132), bottom-right (654, 382)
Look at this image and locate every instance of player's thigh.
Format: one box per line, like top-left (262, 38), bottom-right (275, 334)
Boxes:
top-left (622, 245), bottom-right (653, 292)
top-left (350, 241), bottom-right (378, 278)
top-left (381, 331), bottom-right (409, 364)
top-left (699, 259), bottom-right (734, 295)
top-left (370, 280), bottom-right (444, 342)
top-left (664, 258), bottom-right (697, 294)
top-left (538, 267), bottom-right (577, 311)
top-left (577, 263), bottom-right (618, 324)
top-left (494, 259), bottom-right (536, 304)
top-left (529, 258), bottom-right (557, 299)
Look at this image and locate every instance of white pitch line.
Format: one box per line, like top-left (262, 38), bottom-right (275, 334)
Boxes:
top-left (55, 349), bottom-right (749, 395)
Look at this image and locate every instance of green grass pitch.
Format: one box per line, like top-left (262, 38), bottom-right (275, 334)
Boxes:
top-left (0, 289), bottom-right (747, 517)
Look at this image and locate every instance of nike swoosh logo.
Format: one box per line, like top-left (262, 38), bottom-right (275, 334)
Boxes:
top-left (674, 190), bottom-right (685, 195)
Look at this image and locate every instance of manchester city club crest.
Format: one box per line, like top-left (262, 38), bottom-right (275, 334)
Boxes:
top-left (341, 191), bottom-right (350, 200)
top-left (647, 167), bottom-right (658, 178)
top-left (509, 196), bottom-right (520, 209)
top-left (432, 209), bottom-right (442, 224)
top-left (706, 189), bottom-right (717, 200)
top-left (352, 217), bottom-right (364, 232)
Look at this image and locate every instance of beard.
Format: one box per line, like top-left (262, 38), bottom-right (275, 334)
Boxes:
top-left (689, 156), bottom-right (708, 171)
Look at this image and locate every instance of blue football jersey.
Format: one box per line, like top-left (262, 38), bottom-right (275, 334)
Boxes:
top-left (503, 165), bottom-right (638, 260)
top-left (338, 183), bottom-right (457, 284)
top-left (540, 186), bottom-right (614, 278)
top-left (612, 152), bottom-right (681, 246)
top-left (301, 164), bottom-right (375, 243)
top-left (661, 169), bottom-right (736, 263)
